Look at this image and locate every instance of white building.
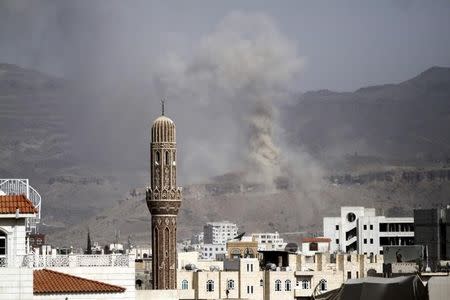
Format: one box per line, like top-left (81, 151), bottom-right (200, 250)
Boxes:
top-left (203, 221), bottom-right (238, 245)
top-left (0, 193), bottom-right (135, 300)
top-left (176, 252), bottom-right (383, 300)
top-left (201, 243), bottom-right (227, 259)
top-left (252, 232), bottom-right (287, 251)
top-left (301, 237), bottom-right (331, 256)
top-left (323, 207), bottom-right (414, 255)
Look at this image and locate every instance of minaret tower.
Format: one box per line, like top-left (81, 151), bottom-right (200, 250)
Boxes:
top-left (146, 100), bottom-right (182, 290)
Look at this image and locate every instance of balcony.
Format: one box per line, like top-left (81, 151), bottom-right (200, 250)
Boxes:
top-left (1, 254), bottom-right (133, 268)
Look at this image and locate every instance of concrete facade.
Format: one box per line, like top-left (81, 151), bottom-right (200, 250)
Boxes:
top-left (324, 206), bottom-right (414, 254)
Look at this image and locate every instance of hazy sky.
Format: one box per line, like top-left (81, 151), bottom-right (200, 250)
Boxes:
top-left (1, 0), bottom-right (450, 92)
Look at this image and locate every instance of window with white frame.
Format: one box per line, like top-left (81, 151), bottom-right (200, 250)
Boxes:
top-left (302, 280), bottom-right (310, 289)
top-left (206, 280), bottom-right (214, 292)
top-left (285, 280), bottom-right (291, 291)
top-left (319, 279), bottom-right (327, 291)
top-left (181, 280), bottom-right (188, 290)
top-left (0, 230), bottom-right (6, 257)
top-left (227, 279), bottom-right (235, 290)
top-left (275, 280), bottom-right (281, 291)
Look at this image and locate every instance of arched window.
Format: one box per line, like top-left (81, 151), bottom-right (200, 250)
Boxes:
top-left (302, 279), bottom-right (310, 289)
top-left (227, 279), bottom-right (235, 290)
top-left (165, 151), bottom-right (170, 165)
top-left (206, 280), bottom-right (214, 292)
top-left (260, 279), bottom-right (264, 286)
top-left (155, 151), bottom-right (160, 164)
top-left (319, 279), bottom-right (327, 291)
top-left (285, 279), bottom-right (291, 291)
top-left (275, 279), bottom-right (281, 291)
top-left (181, 280), bottom-right (188, 290)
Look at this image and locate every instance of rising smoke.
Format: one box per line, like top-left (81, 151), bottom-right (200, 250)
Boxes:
top-left (152, 11), bottom-right (316, 186)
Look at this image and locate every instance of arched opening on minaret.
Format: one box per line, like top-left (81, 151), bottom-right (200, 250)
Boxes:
top-left (165, 151), bottom-right (170, 165)
top-left (155, 151), bottom-right (160, 164)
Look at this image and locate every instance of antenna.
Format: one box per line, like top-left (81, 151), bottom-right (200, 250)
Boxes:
top-left (161, 99), bottom-right (165, 116)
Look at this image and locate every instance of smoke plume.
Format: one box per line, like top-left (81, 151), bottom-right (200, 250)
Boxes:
top-left (152, 11), bottom-right (308, 185)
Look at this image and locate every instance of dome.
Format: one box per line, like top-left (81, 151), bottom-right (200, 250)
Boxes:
top-left (151, 115), bottom-right (176, 143)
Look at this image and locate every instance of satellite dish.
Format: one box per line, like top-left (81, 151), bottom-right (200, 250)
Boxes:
top-left (285, 242), bottom-right (298, 253)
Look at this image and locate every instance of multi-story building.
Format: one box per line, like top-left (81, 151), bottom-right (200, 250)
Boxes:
top-left (201, 243), bottom-right (227, 259)
top-left (252, 232), bottom-right (287, 251)
top-left (414, 206), bottom-right (450, 271)
top-left (203, 221), bottom-right (238, 245)
top-left (323, 207), bottom-right (414, 255)
top-left (176, 251), bottom-right (383, 300)
top-left (202, 221), bottom-right (238, 259)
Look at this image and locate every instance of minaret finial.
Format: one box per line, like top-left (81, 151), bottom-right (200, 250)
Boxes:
top-left (161, 99), bottom-right (165, 116)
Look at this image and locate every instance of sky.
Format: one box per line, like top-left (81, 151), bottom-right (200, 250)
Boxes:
top-left (1, 0), bottom-right (450, 91)
top-left (1, 0), bottom-right (450, 183)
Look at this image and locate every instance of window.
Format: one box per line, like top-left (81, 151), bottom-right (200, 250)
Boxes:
top-left (247, 285), bottom-right (254, 294)
top-left (347, 271), bottom-right (351, 279)
top-left (181, 280), bottom-right (188, 290)
top-left (356, 271), bottom-right (359, 278)
top-left (155, 151), bottom-right (160, 163)
top-left (370, 225), bottom-right (373, 230)
top-left (370, 238), bottom-right (373, 244)
top-left (227, 279), bottom-right (235, 290)
top-left (206, 280), bottom-right (214, 292)
top-left (364, 238), bottom-right (367, 244)
top-left (319, 279), bottom-right (327, 291)
top-left (302, 280), bottom-right (310, 289)
top-left (363, 225), bottom-right (367, 230)
top-left (0, 231), bottom-right (6, 256)
top-left (260, 279), bottom-right (264, 287)
top-left (336, 239), bottom-right (339, 244)
top-left (335, 225), bottom-right (339, 230)
top-left (247, 264), bottom-right (250, 272)
top-left (165, 151), bottom-right (170, 165)
top-left (285, 280), bottom-right (292, 291)
top-left (251, 264), bottom-right (253, 272)
top-left (275, 280), bottom-right (281, 291)
top-left (347, 213), bottom-right (356, 222)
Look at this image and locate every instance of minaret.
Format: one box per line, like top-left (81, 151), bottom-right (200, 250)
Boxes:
top-left (146, 100), bottom-right (182, 290)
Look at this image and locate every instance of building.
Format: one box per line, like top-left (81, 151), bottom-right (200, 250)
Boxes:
top-left (146, 107), bottom-right (183, 290)
top-left (301, 237), bottom-right (331, 256)
top-left (175, 251), bottom-right (383, 300)
top-left (0, 194), bottom-right (135, 299)
top-left (323, 207), bottom-right (414, 255)
top-left (414, 207), bottom-right (450, 271)
top-left (203, 221), bottom-right (238, 245)
top-left (201, 243), bottom-right (227, 259)
top-left (252, 232), bottom-right (287, 251)
top-left (227, 238), bottom-right (259, 259)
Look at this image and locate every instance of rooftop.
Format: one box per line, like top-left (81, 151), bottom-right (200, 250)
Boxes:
top-left (33, 269), bottom-right (126, 294)
top-left (0, 194), bottom-right (37, 214)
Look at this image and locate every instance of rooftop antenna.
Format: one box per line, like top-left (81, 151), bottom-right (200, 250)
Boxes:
top-left (161, 99), bottom-right (165, 116)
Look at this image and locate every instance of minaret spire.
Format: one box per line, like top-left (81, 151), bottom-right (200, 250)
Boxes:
top-left (161, 99), bottom-right (165, 116)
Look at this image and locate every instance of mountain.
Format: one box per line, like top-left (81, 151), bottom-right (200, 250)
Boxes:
top-left (282, 66), bottom-right (450, 162)
top-left (1, 63), bottom-right (450, 247)
top-left (0, 63), bottom-right (128, 228)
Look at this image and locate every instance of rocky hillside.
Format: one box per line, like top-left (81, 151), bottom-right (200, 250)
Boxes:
top-left (283, 66), bottom-right (450, 162)
top-left (49, 167), bottom-right (450, 248)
